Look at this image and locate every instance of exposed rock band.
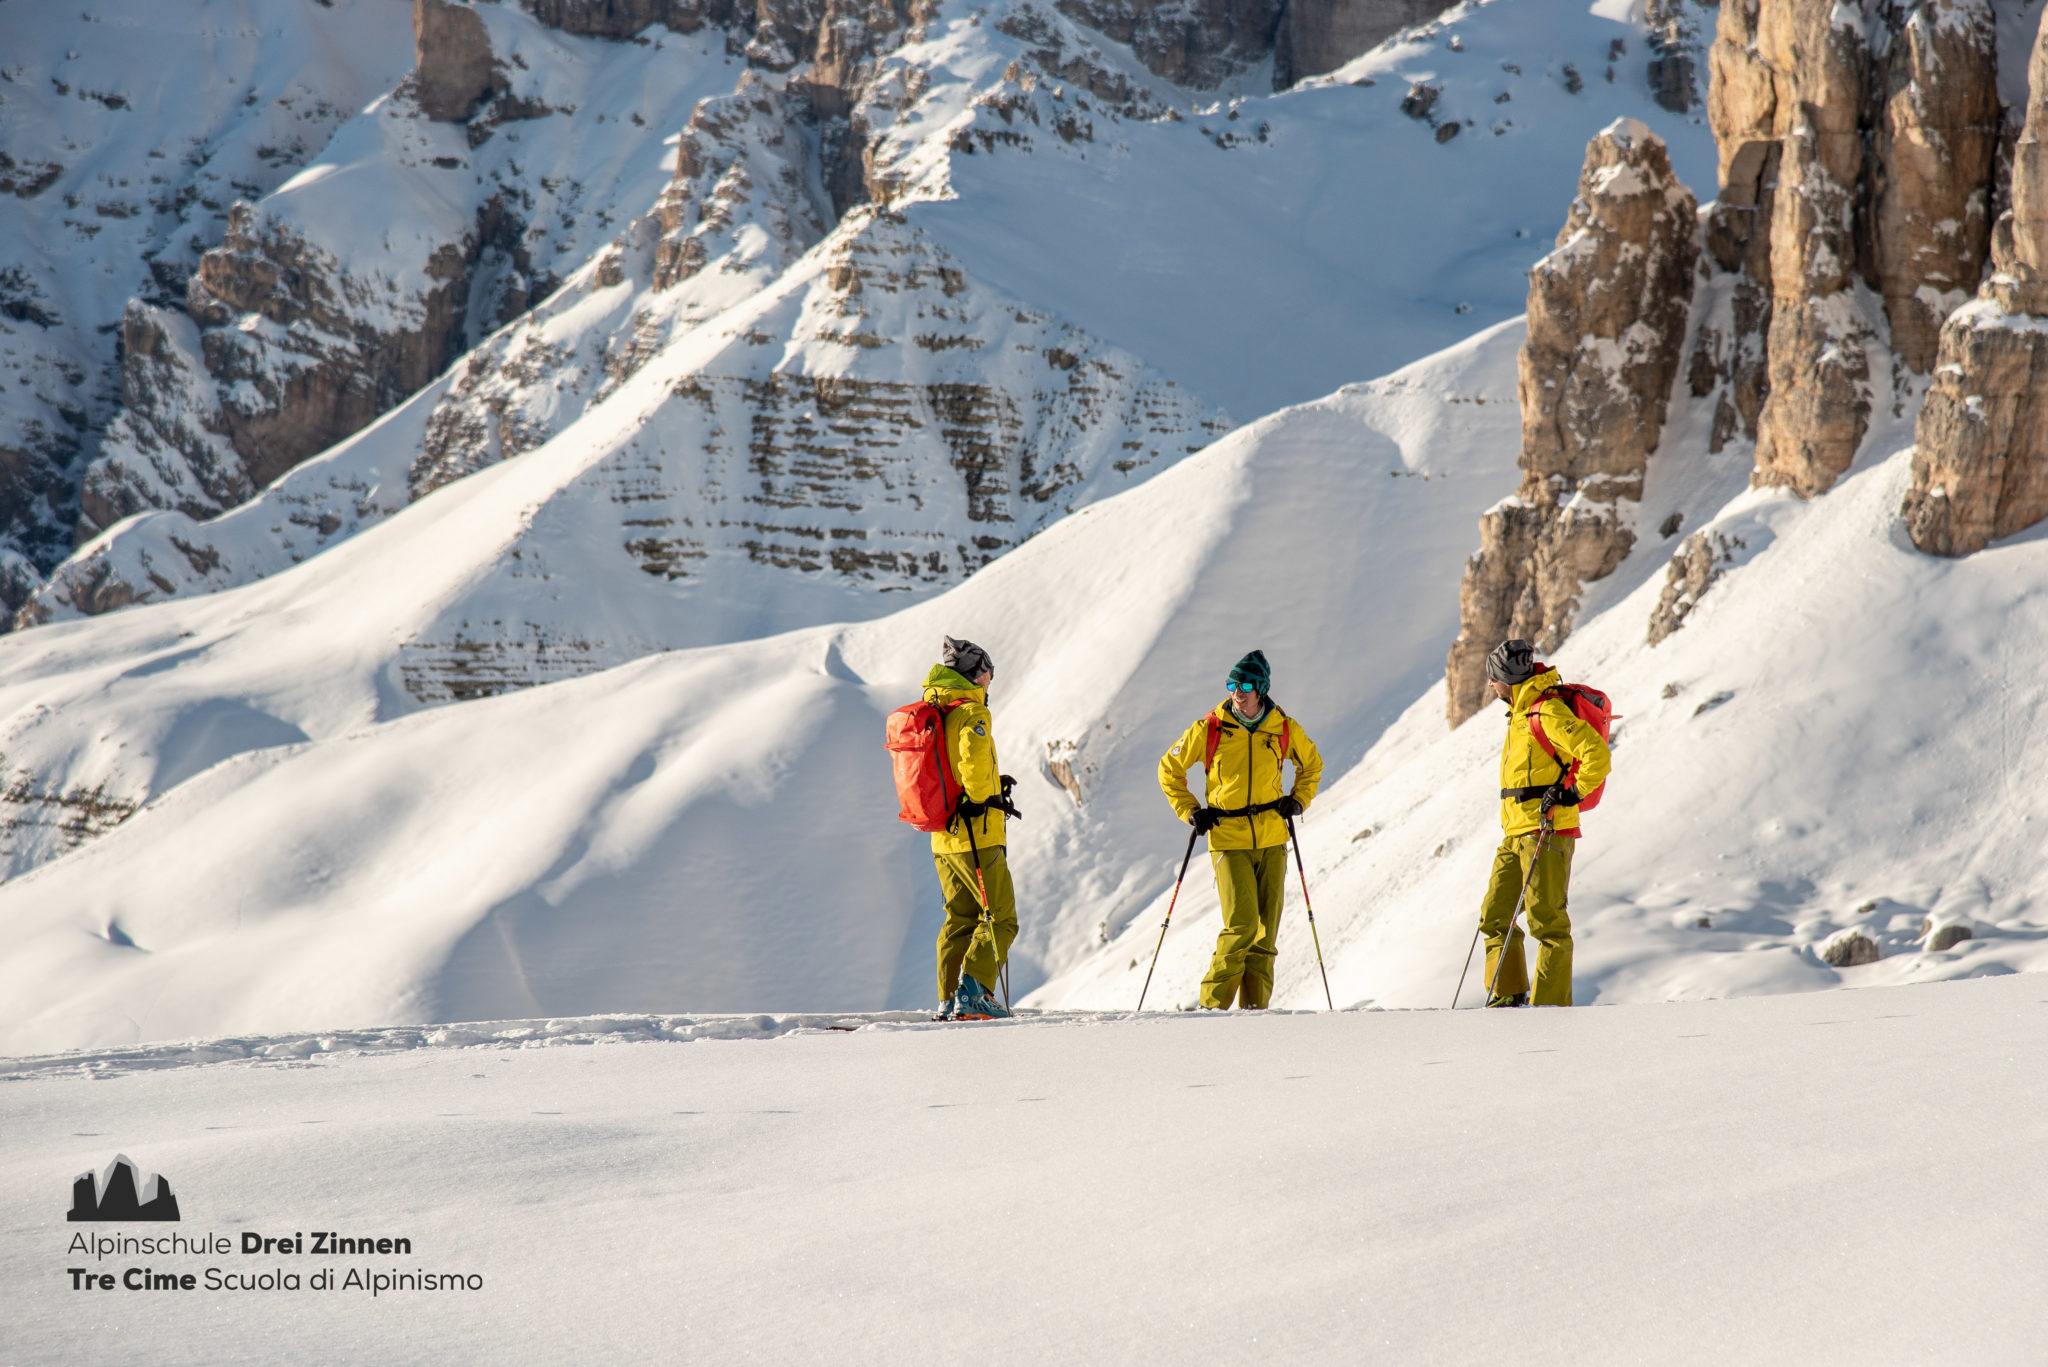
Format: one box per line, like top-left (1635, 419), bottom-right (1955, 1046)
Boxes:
top-left (911, 634), bottom-right (1611, 1019)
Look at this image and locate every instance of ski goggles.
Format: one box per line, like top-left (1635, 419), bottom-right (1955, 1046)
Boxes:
top-left (1226, 681), bottom-right (1262, 693)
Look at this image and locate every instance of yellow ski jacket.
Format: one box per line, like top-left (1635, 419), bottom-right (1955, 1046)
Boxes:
top-left (1159, 701), bottom-right (1324, 851)
top-left (1499, 667), bottom-right (1611, 837)
top-left (924, 667), bottom-right (1006, 854)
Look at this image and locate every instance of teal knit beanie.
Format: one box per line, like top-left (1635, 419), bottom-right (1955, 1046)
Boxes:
top-left (1226, 650), bottom-right (1271, 694)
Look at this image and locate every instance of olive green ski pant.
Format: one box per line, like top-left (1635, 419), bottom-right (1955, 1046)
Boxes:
top-left (1200, 846), bottom-right (1289, 1009)
top-left (934, 846), bottom-right (1017, 1002)
top-left (1478, 831), bottom-right (1576, 1006)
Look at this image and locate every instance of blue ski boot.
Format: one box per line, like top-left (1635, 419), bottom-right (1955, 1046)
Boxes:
top-left (953, 974), bottom-right (1011, 1019)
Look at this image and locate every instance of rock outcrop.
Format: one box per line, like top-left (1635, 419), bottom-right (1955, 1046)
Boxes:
top-left (1046, 0), bottom-right (1276, 90)
top-left (1901, 11), bottom-right (2048, 556)
top-left (1274, 0), bottom-right (1454, 87)
top-left (1821, 927), bottom-right (1881, 966)
top-left (1646, 527), bottom-right (1742, 644)
top-left (0, 6), bottom-right (416, 596)
top-left (414, 70), bottom-right (834, 499)
top-left (1644, 0), bottom-right (1701, 113)
top-left (75, 2), bottom-right (583, 537)
top-left (1446, 119), bottom-right (1697, 725)
top-left (391, 208), bottom-right (1230, 701)
top-left (1697, 0), bottom-right (2000, 498)
top-left (24, 208), bottom-right (1228, 646)
top-left (81, 203), bottom-right (480, 535)
top-left (415, 0), bottom-right (504, 122)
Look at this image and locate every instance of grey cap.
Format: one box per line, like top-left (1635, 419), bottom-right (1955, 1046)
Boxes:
top-left (1484, 638), bottom-right (1536, 685)
top-left (941, 635), bottom-right (994, 679)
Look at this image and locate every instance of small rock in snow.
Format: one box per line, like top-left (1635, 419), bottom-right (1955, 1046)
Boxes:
top-left (1691, 690), bottom-right (1734, 717)
top-left (1922, 921), bottom-right (1974, 952)
top-left (1821, 929), bottom-right (1880, 967)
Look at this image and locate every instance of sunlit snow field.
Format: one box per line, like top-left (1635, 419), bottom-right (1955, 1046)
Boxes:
top-left (5, 975), bottom-right (2046, 1364)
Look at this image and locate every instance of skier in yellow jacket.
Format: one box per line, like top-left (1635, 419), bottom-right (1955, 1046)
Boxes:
top-left (1158, 650), bottom-right (1324, 1009)
top-left (924, 636), bottom-right (1021, 1019)
top-left (1476, 639), bottom-right (1612, 1007)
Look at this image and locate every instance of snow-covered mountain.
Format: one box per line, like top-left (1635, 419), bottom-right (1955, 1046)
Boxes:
top-left (3, 0), bottom-right (2046, 1055)
top-left (13, 0), bottom-right (1717, 634)
top-left (0, 0), bottom-right (417, 593)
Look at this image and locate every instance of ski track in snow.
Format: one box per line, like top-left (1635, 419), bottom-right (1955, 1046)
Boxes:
top-left (0, 1008), bottom-right (1105, 1082)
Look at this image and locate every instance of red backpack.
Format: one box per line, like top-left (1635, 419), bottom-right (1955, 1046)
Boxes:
top-left (885, 699), bottom-right (966, 832)
top-left (1526, 681), bottom-right (1616, 811)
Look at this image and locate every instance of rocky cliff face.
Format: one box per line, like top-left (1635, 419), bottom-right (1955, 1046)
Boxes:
top-left (83, 207), bottom-right (476, 534)
top-left (53, 0), bottom-right (1411, 599)
top-left (1697, 0), bottom-right (2001, 498)
top-left (24, 205), bottom-right (1227, 650)
top-left (1902, 8), bottom-right (2048, 555)
top-left (0, 2), bottom-right (418, 607)
top-left (71, 0), bottom-right (940, 545)
top-left (1276, 0), bottom-right (1456, 86)
top-left (1446, 118), bottom-right (1698, 725)
top-left (73, 0), bottom-right (613, 540)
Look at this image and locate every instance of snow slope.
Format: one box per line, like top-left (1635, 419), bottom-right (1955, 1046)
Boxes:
top-left (5, 974), bottom-right (2047, 1364)
top-left (1039, 390), bottom-right (2048, 1013)
top-left (918, 0), bottom-right (1724, 420)
top-left (0, 321), bottom-right (1523, 1053)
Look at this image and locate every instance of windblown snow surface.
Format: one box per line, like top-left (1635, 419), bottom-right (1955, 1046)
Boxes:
top-left (4, 977), bottom-right (2046, 1363)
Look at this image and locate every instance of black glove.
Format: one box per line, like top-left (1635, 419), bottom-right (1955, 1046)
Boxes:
top-left (1273, 795), bottom-right (1304, 820)
top-left (990, 774), bottom-right (1021, 820)
top-left (1539, 784), bottom-right (1581, 814)
top-left (1191, 806), bottom-right (1223, 835)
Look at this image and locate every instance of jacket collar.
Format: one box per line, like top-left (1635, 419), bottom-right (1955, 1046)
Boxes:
top-left (924, 664), bottom-right (985, 704)
top-left (1213, 699), bottom-right (1282, 732)
top-left (1509, 667), bottom-right (1561, 712)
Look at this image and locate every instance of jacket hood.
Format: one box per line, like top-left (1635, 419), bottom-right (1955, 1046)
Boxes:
top-left (1213, 698), bottom-right (1286, 731)
top-left (924, 664), bottom-right (984, 699)
top-left (1509, 667), bottom-right (1561, 711)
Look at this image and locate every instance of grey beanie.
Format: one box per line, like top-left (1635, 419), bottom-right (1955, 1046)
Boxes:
top-left (941, 635), bottom-right (994, 679)
top-left (1484, 638), bottom-right (1537, 685)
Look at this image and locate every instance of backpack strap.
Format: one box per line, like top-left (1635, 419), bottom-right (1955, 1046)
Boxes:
top-left (1204, 712), bottom-right (1225, 769)
top-left (932, 699), bottom-right (971, 828)
top-left (1524, 689), bottom-right (1577, 788)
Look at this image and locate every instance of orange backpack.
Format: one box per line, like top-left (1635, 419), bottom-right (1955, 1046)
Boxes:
top-left (885, 700), bottom-right (966, 832)
top-left (1526, 682), bottom-right (1616, 811)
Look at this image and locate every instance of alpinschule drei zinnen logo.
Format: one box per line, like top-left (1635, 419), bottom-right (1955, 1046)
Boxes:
top-left (68, 1154), bottom-right (181, 1222)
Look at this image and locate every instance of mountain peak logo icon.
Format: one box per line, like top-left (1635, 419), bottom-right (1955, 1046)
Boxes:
top-left (68, 1154), bottom-right (180, 1222)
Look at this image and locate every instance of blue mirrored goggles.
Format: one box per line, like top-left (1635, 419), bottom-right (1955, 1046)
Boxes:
top-left (1226, 681), bottom-right (1262, 693)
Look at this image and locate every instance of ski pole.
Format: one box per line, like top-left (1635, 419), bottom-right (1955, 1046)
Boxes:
top-left (1451, 920), bottom-right (1485, 1009)
top-left (1284, 814), bottom-right (1335, 1011)
top-left (1135, 822), bottom-right (1204, 1014)
top-left (1481, 815), bottom-right (1553, 1004)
